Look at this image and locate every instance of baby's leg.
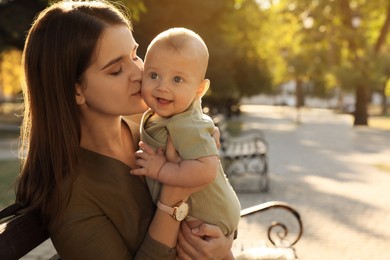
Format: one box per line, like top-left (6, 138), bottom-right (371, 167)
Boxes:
top-left (185, 217), bottom-right (208, 240)
top-left (185, 217), bottom-right (204, 230)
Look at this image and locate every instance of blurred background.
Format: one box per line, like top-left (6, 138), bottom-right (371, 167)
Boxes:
top-left (1, 0), bottom-right (389, 123)
top-left (0, 1), bottom-right (390, 258)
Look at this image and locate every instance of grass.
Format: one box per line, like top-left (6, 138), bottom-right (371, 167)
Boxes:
top-left (0, 129), bottom-right (20, 139)
top-left (227, 119), bottom-right (243, 136)
top-left (0, 159), bottom-right (19, 208)
top-left (0, 107), bottom-right (20, 207)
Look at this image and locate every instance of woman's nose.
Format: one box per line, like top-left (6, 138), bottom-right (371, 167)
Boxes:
top-left (129, 58), bottom-right (143, 82)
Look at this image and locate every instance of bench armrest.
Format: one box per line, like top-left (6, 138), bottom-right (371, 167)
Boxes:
top-left (0, 203), bottom-right (49, 259)
top-left (240, 201), bottom-right (303, 248)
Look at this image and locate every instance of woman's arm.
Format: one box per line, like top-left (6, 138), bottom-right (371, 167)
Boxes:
top-left (135, 185), bottom-right (194, 260)
top-left (148, 185), bottom-right (191, 247)
top-left (177, 221), bottom-right (234, 260)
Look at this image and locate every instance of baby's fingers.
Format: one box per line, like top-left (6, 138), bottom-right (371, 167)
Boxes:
top-left (130, 167), bottom-right (147, 176)
top-left (139, 141), bottom-right (156, 155)
top-left (135, 149), bottom-right (146, 159)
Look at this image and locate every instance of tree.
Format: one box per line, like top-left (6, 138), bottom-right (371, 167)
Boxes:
top-left (0, 0), bottom-right (48, 100)
top-left (0, 0), bottom-right (147, 100)
top-left (0, 49), bottom-right (23, 99)
top-left (0, 0), bottom-right (147, 52)
top-left (0, 0), bottom-right (48, 52)
top-left (133, 0), bottom-right (272, 114)
top-left (278, 0), bottom-right (390, 125)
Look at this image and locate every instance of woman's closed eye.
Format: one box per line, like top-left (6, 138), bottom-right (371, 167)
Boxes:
top-left (110, 67), bottom-right (122, 76)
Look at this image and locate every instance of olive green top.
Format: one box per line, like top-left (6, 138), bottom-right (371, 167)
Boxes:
top-left (141, 100), bottom-right (241, 236)
top-left (49, 116), bottom-right (176, 260)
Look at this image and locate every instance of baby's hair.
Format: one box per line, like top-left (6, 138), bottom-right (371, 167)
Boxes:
top-left (147, 27), bottom-right (209, 77)
top-left (148, 27), bottom-right (207, 54)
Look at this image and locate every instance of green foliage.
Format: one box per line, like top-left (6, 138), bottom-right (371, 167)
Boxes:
top-left (111, 0), bottom-right (146, 21)
top-left (386, 80), bottom-right (390, 97)
top-left (274, 0), bottom-right (390, 123)
top-left (0, 0), bottom-right (48, 52)
top-left (0, 49), bottom-right (23, 97)
top-left (0, 159), bottom-right (19, 207)
top-left (133, 0), bottom-right (272, 111)
top-left (1, 0), bottom-right (390, 120)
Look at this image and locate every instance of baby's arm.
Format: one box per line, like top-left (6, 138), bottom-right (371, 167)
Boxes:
top-left (158, 155), bottom-right (218, 187)
top-left (131, 139), bottom-right (218, 188)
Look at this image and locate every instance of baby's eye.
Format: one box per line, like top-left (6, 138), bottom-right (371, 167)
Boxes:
top-left (150, 72), bottom-right (159, 80)
top-left (173, 76), bottom-right (183, 83)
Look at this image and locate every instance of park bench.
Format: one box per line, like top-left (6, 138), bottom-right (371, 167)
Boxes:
top-left (0, 201), bottom-right (303, 259)
top-left (212, 114), bottom-right (269, 192)
top-left (0, 116), bottom-right (302, 259)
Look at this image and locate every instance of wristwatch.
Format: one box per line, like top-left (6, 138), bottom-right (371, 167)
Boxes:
top-left (157, 200), bottom-right (189, 221)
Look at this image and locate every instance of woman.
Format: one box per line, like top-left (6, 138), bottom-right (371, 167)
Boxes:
top-left (15, 0), bottom-right (233, 259)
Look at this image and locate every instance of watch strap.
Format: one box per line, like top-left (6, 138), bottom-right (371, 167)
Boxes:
top-left (157, 200), bottom-right (174, 216)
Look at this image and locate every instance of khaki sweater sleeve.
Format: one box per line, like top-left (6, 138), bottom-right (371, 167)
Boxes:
top-left (135, 233), bottom-right (176, 259)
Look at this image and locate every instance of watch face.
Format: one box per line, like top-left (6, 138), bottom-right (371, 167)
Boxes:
top-left (175, 202), bottom-right (189, 221)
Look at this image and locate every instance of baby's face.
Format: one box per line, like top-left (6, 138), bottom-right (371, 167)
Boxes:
top-left (142, 45), bottom-right (205, 117)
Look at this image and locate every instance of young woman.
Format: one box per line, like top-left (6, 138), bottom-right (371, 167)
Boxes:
top-left (16, 1), bottom-right (233, 259)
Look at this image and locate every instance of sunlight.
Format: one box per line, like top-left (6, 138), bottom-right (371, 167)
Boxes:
top-left (255, 0), bottom-right (280, 10)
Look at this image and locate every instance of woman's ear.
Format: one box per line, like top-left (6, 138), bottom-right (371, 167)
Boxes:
top-left (196, 79), bottom-right (210, 99)
top-left (75, 83), bottom-right (86, 105)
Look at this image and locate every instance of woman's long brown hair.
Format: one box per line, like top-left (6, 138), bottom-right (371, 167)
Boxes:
top-left (16, 0), bottom-right (131, 228)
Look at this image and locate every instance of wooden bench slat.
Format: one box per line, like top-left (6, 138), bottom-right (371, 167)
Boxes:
top-left (213, 114), bottom-right (269, 191)
top-left (0, 204), bottom-right (49, 260)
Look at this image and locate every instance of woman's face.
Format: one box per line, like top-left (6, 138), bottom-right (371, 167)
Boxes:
top-left (76, 25), bottom-right (147, 117)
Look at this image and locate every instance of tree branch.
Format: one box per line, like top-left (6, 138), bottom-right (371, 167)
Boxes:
top-left (374, 2), bottom-right (390, 54)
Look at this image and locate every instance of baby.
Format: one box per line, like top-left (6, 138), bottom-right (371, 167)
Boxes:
top-left (131, 27), bottom-right (240, 236)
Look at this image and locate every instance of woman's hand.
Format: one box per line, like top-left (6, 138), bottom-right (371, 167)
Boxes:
top-left (176, 221), bottom-right (234, 260)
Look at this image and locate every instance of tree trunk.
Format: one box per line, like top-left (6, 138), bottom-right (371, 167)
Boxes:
top-left (0, 55), bottom-right (3, 102)
top-left (374, 3), bottom-right (390, 116)
top-left (374, 3), bottom-right (390, 54)
top-left (339, 0), bottom-right (369, 125)
top-left (295, 78), bottom-right (304, 108)
top-left (381, 83), bottom-right (388, 115)
top-left (354, 85), bottom-right (368, 125)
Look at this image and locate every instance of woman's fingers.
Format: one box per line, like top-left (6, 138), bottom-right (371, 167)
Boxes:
top-left (177, 222), bottom-right (202, 259)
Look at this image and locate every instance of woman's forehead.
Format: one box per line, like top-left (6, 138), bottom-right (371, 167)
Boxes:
top-left (92, 25), bottom-right (136, 68)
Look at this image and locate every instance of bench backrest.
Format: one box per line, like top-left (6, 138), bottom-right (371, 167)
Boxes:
top-left (0, 203), bottom-right (49, 259)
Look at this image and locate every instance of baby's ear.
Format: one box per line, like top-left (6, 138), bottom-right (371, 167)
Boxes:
top-left (196, 79), bottom-right (210, 98)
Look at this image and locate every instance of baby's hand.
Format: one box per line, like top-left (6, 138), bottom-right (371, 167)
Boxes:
top-left (131, 141), bottom-right (166, 179)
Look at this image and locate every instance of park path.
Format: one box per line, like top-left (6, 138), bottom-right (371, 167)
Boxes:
top-left (233, 105), bottom-right (390, 259)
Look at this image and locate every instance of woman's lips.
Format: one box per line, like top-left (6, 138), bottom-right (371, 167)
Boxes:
top-left (132, 91), bottom-right (142, 97)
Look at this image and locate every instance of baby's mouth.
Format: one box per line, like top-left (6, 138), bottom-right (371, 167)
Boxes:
top-left (157, 97), bottom-right (171, 104)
